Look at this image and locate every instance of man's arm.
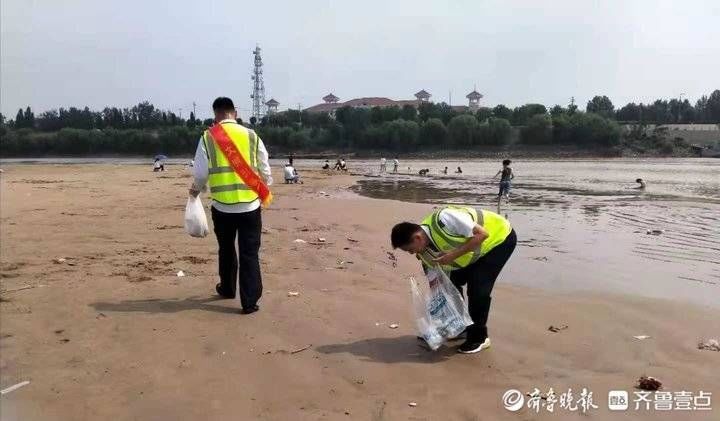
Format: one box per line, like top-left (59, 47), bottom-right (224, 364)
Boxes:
top-left (256, 137), bottom-right (273, 186)
top-left (430, 209), bottom-right (489, 266)
top-left (431, 224), bottom-right (488, 266)
top-left (189, 137), bottom-right (208, 197)
top-left (493, 170), bottom-right (502, 179)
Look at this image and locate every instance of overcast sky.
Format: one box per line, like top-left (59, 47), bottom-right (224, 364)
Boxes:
top-left (2, 0), bottom-right (719, 120)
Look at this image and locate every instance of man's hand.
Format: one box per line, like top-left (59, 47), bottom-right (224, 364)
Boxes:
top-left (431, 252), bottom-right (457, 266)
top-left (188, 188), bottom-right (200, 198)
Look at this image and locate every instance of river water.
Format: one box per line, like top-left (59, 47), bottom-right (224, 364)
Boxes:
top-left (327, 158), bottom-right (720, 308)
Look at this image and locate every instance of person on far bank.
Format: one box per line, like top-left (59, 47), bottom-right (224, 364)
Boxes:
top-left (153, 158), bottom-right (164, 172)
top-left (493, 159), bottom-right (514, 202)
top-left (393, 157), bottom-right (399, 173)
top-left (634, 178), bottom-right (646, 189)
top-left (380, 157), bottom-right (387, 173)
top-left (391, 206), bottom-right (517, 353)
top-left (189, 97), bottom-right (272, 315)
top-left (284, 163), bottom-right (303, 184)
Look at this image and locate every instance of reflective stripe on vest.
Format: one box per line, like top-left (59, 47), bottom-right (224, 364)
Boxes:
top-left (203, 122), bottom-right (260, 204)
top-left (418, 206), bottom-right (512, 271)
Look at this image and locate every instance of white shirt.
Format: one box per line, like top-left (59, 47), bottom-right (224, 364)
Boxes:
top-left (393, 159), bottom-right (399, 165)
top-left (421, 208), bottom-right (475, 241)
top-left (283, 165), bottom-right (296, 179)
top-left (192, 120), bottom-right (273, 213)
top-left (380, 158), bottom-right (386, 164)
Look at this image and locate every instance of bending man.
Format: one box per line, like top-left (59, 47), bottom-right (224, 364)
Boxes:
top-left (391, 206), bottom-right (516, 353)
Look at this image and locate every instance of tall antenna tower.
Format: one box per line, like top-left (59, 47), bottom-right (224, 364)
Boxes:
top-left (250, 45), bottom-right (266, 121)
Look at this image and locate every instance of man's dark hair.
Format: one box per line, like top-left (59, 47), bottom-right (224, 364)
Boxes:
top-left (636, 178), bottom-right (643, 183)
top-left (503, 159), bottom-right (511, 165)
top-left (391, 222), bottom-right (422, 248)
top-left (212, 97), bottom-right (235, 113)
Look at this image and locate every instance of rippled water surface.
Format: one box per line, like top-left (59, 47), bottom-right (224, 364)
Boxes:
top-left (330, 158), bottom-right (719, 307)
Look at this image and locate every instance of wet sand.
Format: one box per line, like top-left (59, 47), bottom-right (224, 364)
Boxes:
top-left (0, 165), bottom-right (718, 420)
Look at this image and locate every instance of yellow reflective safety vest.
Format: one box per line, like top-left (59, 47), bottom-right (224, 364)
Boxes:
top-left (419, 206), bottom-right (512, 271)
top-left (202, 122), bottom-right (260, 205)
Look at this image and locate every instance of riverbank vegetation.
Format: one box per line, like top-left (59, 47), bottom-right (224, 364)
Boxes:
top-left (1, 90), bottom-right (718, 157)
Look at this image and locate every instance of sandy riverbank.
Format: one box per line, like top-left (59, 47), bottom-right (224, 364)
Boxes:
top-left (0, 165), bottom-right (718, 420)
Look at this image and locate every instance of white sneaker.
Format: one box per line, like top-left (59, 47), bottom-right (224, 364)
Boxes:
top-left (457, 337), bottom-right (491, 354)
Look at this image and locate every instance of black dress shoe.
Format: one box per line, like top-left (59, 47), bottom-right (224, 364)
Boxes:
top-left (241, 305), bottom-right (259, 315)
top-left (215, 283), bottom-right (235, 299)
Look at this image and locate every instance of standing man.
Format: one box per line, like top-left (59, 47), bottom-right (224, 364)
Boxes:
top-left (189, 97), bottom-right (273, 314)
top-left (391, 206), bottom-right (516, 353)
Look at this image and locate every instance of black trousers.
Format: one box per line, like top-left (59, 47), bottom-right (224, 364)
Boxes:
top-left (211, 207), bottom-right (263, 309)
top-left (450, 229), bottom-right (517, 342)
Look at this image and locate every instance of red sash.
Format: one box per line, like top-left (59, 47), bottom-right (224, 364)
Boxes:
top-left (209, 124), bottom-right (273, 207)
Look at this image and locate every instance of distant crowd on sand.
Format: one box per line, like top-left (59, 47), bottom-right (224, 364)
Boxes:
top-left (151, 152), bottom-right (648, 200)
top-left (321, 158), bottom-right (348, 172)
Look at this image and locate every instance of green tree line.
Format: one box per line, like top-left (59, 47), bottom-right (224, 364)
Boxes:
top-left (1, 90), bottom-right (717, 156)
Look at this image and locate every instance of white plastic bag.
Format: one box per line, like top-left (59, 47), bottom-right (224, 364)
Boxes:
top-left (184, 196), bottom-right (209, 238)
top-left (410, 267), bottom-right (472, 350)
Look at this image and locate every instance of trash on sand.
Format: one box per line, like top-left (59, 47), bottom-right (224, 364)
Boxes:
top-left (53, 258), bottom-right (67, 264)
top-left (1, 380), bottom-right (30, 395)
top-left (287, 291), bottom-right (300, 297)
top-left (176, 270), bottom-right (185, 277)
top-left (408, 402), bottom-right (417, 407)
top-left (386, 251), bottom-right (397, 268)
top-left (548, 325), bottom-right (568, 333)
top-left (646, 229), bottom-right (664, 235)
top-left (697, 338), bottom-right (720, 352)
top-left (389, 324), bottom-right (399, 329)
top-left (633, 335), bottom-right (652, 340)
top-left (293, 239), bottom-right (307, 244)
top-left (290, 344), bottom-right (312, 354)
top-left (347, 237), bottom-right (359, 243)
top-left (262, 228), bottom-right (271, 234)
top-left (263, 344), bottom-right (312, 355)
top-left (317, 237), bottom-right (326, 243)
top-left (532, 256), bottom-right (549, 262)
top-left (375, 322), bottom-right (385, 326)
top-left (636, 376), bottom-right (662, 391)
top-left (1, 285), bottom-right (34, 293)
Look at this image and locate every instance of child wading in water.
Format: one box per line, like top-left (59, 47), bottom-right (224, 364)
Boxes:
top-left (494, 159), bottom-right (514, 202)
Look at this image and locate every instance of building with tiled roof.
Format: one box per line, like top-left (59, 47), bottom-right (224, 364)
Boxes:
top-left (304, 88), bottom-right (483, 114)
top-left (265, 98), bottom-right (279, 114)
top-left (322, 93), bottom-right (340, 103)
top-left (466, 89), bottom-right (483, 111)
top-left (414, 90), bottom-right (431, 102)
